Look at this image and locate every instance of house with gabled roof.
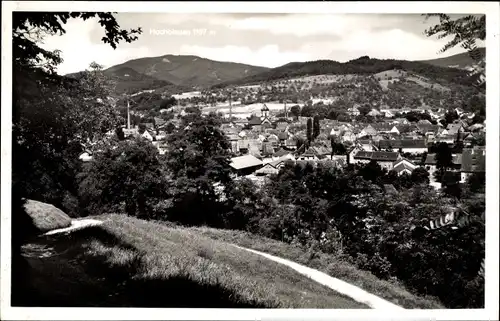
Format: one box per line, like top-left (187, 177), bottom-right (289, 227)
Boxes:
top-left (238, 138), bottom-right (261, 155)
top-left (311, 146), bottom-right (332, 159)
top-left (352, 151), bottom-right (401, 170)
top-left (416, 123), bottom-right (440, 135)
top-left (297, 147), bottom-right (320, 161)
top-left (392, 158), bottom-right (418, 176)
top-left (227, 134), bottom-right (240, 154)
top-left (255, 162), bottom-right (280, 176)
top-left (378, 139), bottom-right (427, 154)
top-left (229, 154), bottom-right (263, 176)
top-left (341, 131), bottom-right (357, 143)
top-left (460, 147), bottom-right (485, 183)
top-left (261, 141), bottom-right (275, 157)
top-left (348, 106), bottom-right (360, 116)
top-left (275, 120), bottom-right (289, 131)
top-left (154, 117), bottom-right (167, 129)
top-left (373, 123), bottom-right (400, 134)
top-left (392, 118), bottom-right (409, 125)
top-left (447, 123), bottom-right (465, 136)
top-left (357, 139), bottom-right (378, 151)
top-left (417, 119), bottom-right (433, 126)
top-left (359, 125), bottom-right (378, 137)
top-left (368, 109), bottom-right (382, 117)
top-left (347, 142), bottom-right (365, 164)
top-left (266, 133), bottom-right (280, 147)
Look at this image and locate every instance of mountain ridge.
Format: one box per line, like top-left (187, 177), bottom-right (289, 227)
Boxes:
top-left (66, 49), bottom-right (484, 94)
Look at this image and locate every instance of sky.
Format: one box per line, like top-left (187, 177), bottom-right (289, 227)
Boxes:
top-left (38, 13), bottom-right (486, 75)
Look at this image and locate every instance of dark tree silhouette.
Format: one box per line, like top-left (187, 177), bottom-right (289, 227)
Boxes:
top-left (306, 118), bottom-right (313, 143)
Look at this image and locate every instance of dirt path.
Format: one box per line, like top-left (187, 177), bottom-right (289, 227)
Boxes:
top-left (232, 245), bottom-right (405, 310)
top-left (44, 219), bottom-right (104, 236)
top-left (41, 218), bottom-right (403, 309)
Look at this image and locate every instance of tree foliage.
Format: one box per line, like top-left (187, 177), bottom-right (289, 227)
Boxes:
top-left (306, 118), bottom-right (313, 142)
top-left (78, 138), bottom-right (169, 218)
top-left (423, 14), bottom-right (485, 89)
top-left (12, 13), bottom-right (142, 216)
top-left (13, 12), bottom-right (142, 75)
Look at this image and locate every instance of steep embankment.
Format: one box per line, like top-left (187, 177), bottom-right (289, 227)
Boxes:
top-left (14, 213), bottom-right (443, 308)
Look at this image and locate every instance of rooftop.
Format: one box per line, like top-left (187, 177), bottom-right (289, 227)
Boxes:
top-left (230, 154), bottom-right (263, 170)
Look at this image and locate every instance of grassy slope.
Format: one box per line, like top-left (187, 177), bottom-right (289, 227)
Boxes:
top-left (14, 214), bottom-right (367, 308)
top-left (192, 227), bottom-right (445, 309)
top-left (418, 48), bottom-right (485, 69)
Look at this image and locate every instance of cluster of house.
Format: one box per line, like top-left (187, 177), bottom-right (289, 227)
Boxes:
top-left (226, 104), bottom-right (486, 190)
top-left (79, 116), bottom-right (174, 161)
top-left (78, 102), bottom-right (486, 191)
top-left (347, 104), bottom-right (476, 121)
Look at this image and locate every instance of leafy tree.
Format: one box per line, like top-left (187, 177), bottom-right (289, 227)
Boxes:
top-left (358, 105), bottom-right (371, 116)
top-left (435, 142), bottom-right (453, 171)
top-left (423, 14), bottom-right (485, 58)
top-left (330, 139), bottom-right (346, 157)
top-left (164, 113), bottom-right (233, 226)
top-left (160, 96), bottom-right (177, 110)
top-left (13, 62), bottom-right (122, 214)
top-left (12, 12), bottom-right (142, 214)
top-left (13, 12), bottom-right (142, 75)
top-left (473, 133), bottom-right (485, 146)
top-left (78, 138), bottom-right (169, 219)
top-left (306, 118), bottom-right (313, 142)
top-left (423, 14), bottom-right (485, 89)
top-left (466, 172), bottom-right (485, 194)
top-left (411, 167), bottom-right (430, 185)
top-left (313, 116), bottom-right (320, 140)
top-left (358, 161), bottom-right (386, 184)
top-left (115, 127), bottom-right (125, 141)
top-left (444, 109), bottom-right (459, 126)
top-left (301, 105), bottom-right (314, 117)
top-left (290, 105), bottom-right (301, 119)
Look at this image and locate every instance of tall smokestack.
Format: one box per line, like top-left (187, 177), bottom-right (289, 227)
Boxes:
top-left (127, 99), bottom-right (131, 129)
top-left (229, 90), bottom-right (232, 120)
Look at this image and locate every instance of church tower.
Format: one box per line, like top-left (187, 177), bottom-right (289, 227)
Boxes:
top-left (261, 103), bottom-right (269, 119)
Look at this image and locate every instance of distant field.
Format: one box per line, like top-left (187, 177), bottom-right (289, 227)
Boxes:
top-left (173, 91), bottom-right (203, 99)
top-left (373, 70), bottom-right (450, 92)
top-left (378, 79), bottom-right (400, 91)
top-left (202, 102), bottom-right (289, 117)
top-left (14, 214), bottom-right (367, 308)
top-left (373, 69), bottom-right (408, 80)
top-left (281, 74), bottom-right (358, 84)
top-left (406, 76), bottom-right (450, 92)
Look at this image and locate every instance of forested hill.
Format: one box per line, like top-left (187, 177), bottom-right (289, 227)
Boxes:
top-left (418, 48), bottom-right (485, 69)
top-left (212, 56), bottom-right (477, 89)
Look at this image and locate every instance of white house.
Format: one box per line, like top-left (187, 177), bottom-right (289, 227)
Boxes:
top-left (378, 139), bottom-right (427, 154)
top-left (392, 118), bottom-right (409, 125)
top-left (352, 151), bottom-right (401, 170)
top-left (341, 131), bottom-right (357, 143)
top-left (383, 110), bottom-right (395, 118)
top-left (392, 158), bottom-right (418, 175)
top-left (359, 125), bottom-right (378, 137)
top-left (348, 107), bottom-right (361, 116)
top-left (368, 109), bottom-right (382, 117)
top-left (142, 130), bottom-right (154, 142)
top-left (78, 152), bottom-right (93, 162)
